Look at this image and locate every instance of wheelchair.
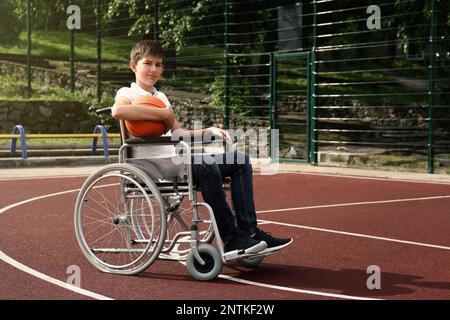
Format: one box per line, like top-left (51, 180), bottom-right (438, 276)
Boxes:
top-left (74, 108), bottom-right (266, 281)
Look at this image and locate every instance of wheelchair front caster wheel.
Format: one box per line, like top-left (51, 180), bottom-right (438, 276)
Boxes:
top-left (186, 244), bottom-right (223, 281)
top-left (238, 254), bottom-right (264, 268)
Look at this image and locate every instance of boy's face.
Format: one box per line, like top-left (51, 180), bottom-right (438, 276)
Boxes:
top-left (130, 54), bottom-right (164, 90)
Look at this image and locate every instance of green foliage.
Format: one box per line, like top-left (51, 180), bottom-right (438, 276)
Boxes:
top-left (389, 0), bottom-right (450, 60)
top-left (0, 0), bottom-right (22, 44)
top-left (158, 13), bottom-right (192, 53)
top-left (13, 0), bottom-right (115, 33)
top-left (209, 75), bottom-right (253, 116)
top-left (0, 30), bottom-right (131, 62)
top-left (15, 0), bottom-right (67, 31)
top-left (0, 73), bottom-right (88, 101)
top-left (88, 97), bottom-right (120, 133)
top-left (105, 0), bottom-right (195, 54)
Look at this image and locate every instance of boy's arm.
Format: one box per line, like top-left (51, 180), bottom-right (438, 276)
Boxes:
top-left (112, 97), bottom-right (175, 128)
top-left (170, 120), bottom-right (232, 144)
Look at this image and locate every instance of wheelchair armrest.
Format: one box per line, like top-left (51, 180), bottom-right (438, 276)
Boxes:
top-left (95, 107), bottom-right (112, 115)
top-left (125, 136), bottom-right (229, 146)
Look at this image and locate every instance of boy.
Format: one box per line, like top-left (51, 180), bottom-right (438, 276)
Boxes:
top-left (112, 39), bottom-right (292, 255)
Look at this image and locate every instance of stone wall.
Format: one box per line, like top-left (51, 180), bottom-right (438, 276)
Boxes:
top-left (0, 60), bottom-right (269, 134)
top-left (0, 98), bottom-right (269, 135)
top-left (0, 60), bottom-right (119, 97)
top-left (170, 95), bottom-right (269, 131)
top-left (0, 101), bottom-right (94, 134)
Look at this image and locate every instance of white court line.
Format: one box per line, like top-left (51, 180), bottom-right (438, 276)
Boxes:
top-left (260, 219), bottom-right (450, 251)
top-left (0, 187), bottom-right (115, 300)
top-left (177, 261), bottom-right (379, 300)
top-left (0, 187), bottom-right (381, 301)
top-left (2, 169), bottom-right (450, 185)
top-left (256, 194), bottom-right (450, 251)
top-left (254, 169), bottom-right (450, 185)
top-left (0, 188), bottom-right (81, 215)
top-left (217, 274), bottom-right (381, 300)
top-left (256, 194), bottom-right (450, 214)
top-left (0, 174), bottom-right (90, 181)
top-left (1, 184), bottom-right (449, 300)
top-left (0, 250), bottom-right (112, 300)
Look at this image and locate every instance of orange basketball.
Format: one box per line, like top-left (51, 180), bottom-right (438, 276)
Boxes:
top-left (125, 96), bottom-right (167, 137)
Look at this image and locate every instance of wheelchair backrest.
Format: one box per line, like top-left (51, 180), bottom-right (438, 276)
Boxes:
top-left (119, 119), bottom-right (130, 145)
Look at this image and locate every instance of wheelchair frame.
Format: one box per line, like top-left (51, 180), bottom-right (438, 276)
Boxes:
top-left (74, 110), bottom-right (265, 281)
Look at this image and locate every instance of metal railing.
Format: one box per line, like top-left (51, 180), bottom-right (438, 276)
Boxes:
top-left (0, 125), bottom-right (120, 159)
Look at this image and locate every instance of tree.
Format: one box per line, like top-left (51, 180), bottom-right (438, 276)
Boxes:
top-left (105, 0), bottom-right (194, 53)
top-left (388, 0), bottom-right (449, 64)
top-left (14, 0), bottom-right (95, 32)
top-left (15, 0), bottom-right (65, 31)
top-left (0, 0), bottom-right (22, 44)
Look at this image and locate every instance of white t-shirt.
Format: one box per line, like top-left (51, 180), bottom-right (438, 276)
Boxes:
top-left (113, 82), bottom-right (176, 158)
top-left (113, 82), bottom-right (172, 110)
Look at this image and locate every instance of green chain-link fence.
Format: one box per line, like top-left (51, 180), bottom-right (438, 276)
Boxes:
top-left (0, 0), bottom-right (448, 173)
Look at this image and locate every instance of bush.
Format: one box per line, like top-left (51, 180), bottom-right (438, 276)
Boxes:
top-left (88, 98), bottom-right (120, 133)
top-left (0, 1), bottom-right (22, 45)
top-left (209, 75), bottom-right (254, 116)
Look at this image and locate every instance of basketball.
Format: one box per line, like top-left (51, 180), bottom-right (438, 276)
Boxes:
top-left (125, 96), bottom-right (167, 137)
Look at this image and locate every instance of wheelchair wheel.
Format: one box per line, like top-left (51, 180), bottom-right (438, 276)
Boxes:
top-left (238, 255), bottom-right (264, 268)
top-left (186, 244), bottom-right (223, 281)
top-left (74, 163), bottom-right (166, 275)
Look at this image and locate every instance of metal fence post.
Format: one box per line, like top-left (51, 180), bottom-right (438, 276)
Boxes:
top-left (153, 0), bottom-right (159, 40)
top-left (27, 0), bottom-right (32, 97)
top-left (269, 53), bottom-right (275, 131)
top-left (269, 53), bottom-right (276, 160)
top-left (96, 0), bottom-right (102, 103)
top-left (427, 0), bottom-right (437, 174)
top-left (70, 28), bottom-right (75, 93)
top-left (310, 0), bottom-right (318, 165)
top-left (223, 0), bottom-right (230, 129)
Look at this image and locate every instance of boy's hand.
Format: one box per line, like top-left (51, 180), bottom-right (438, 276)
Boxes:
top-left (162, 106), bottom-right (176, 132)
top-left (205, 127), bottom-right (232, 145)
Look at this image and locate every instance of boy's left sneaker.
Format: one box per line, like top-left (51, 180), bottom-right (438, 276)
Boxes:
top-left (251, 228), bottom-right (293, 253)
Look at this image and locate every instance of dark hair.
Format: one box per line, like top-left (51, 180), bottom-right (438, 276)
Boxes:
top-left (130, 40), bottom-right (164, 63)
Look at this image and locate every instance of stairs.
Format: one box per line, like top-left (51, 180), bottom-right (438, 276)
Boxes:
top-left (0, 144), bottom-right (120, 168)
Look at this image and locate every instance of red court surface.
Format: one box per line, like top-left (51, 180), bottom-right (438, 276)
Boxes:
top-left (1, 170), bottom-right (450, 300)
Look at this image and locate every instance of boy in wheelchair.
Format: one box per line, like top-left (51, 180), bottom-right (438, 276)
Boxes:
top-left (111, 39), bottom-right (292, 257)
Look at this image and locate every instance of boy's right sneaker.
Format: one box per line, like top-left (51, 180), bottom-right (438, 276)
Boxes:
top-left (251, 228), bottom-right (293, 253)
top-left (224, 230), bottom-right (267, 254)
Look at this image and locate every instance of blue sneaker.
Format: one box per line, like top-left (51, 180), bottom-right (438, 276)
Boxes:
top-left (224, 230), bottom-right (267, 254)
top-left (251, 228), bottom-right (293, 253)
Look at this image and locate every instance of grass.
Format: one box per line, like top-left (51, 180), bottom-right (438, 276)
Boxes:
top-left (0, 73), bottom-right (89, 102)
top-left (0, 32), bottom-right (224, 64)
top-left (0, 31), bottom-right (134, 62)
top-left (176, 45), bottom-right (223, 68)
top-left (0, 30), bottom-right (438, 108)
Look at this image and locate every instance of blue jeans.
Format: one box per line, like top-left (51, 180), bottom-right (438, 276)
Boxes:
top-left (192, 151), bottom-right (257, 242)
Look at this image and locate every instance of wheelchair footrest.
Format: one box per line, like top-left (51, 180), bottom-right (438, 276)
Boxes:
top-left (223, 250), bottom-right (264, 261)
